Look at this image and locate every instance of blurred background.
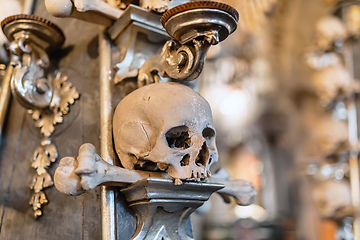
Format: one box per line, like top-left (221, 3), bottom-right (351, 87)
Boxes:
top-left (195, 0), bottom-right (360, 239)
top-left (0, 0), bottom-right (360, 239)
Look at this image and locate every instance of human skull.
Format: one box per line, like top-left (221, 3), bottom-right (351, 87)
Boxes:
top-left (315, 16), bottom-right (348, 50)
top-left (113, 82), bottom-right (218, 181)
top-left (312, 115), bottom-right (348, 156)
top-left (312, 65), bottom-right (354, 106)
top-left (312, 179), bottom-right (351, 218)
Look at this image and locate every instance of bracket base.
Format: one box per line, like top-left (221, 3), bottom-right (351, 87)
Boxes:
top-left (121, 178), bottom-right (223, 240)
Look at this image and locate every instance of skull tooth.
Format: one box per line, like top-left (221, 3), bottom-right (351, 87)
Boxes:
top-left (174, 178), bottom-right (182, 185)
top-left (197, 172), bottom-right (201, 178)
top-left (207, 170), bottom-right (211, 177)
top-left (157, 163), bottom-right (168, 171)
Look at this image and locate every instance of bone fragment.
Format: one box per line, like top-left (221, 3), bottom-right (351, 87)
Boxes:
top-left (208, 168), bottom-right (257, 206)
top-left (45, 0), bottom-right (123, 26)
top-left (208, 178), bottom-right (257, 206)
top-left (73, 0), bottom-right (123, 19)
top-left (45, 0), bottom-right (74, 17)
top-left (55, 143), bottom-right (256, 206)
top-left (54, 143), bottom-right (168, 196)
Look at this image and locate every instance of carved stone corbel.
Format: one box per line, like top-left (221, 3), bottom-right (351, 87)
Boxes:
top-left (107, 5), bottom-right (170, 84)
top-left (1, 14), bottom-right (79, 217)
top-left (137, 1), bottom-right (239, 86)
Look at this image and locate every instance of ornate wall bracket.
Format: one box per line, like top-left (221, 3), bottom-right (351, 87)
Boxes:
top-left (120, 178), bottom-right (223, 240)
top-left (2, 14), bottom-right (65, 110)
top-left (137, 1), bottom-right (239, 86)
top-left (2, 14), bottom-right (79, 137)
top-left (1, 14), bottom-right (79, 217)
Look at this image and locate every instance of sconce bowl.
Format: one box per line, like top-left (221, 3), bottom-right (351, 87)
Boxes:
top-left (161, 1), bottom-right (238, 45)
top-left (1, 14), bottom-right (65, 51)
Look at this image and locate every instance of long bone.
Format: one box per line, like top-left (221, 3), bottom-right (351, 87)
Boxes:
top-left (45, 0), bottom-right (123, 26)
top-left (54, 143), bottom-right (168, 196)
top-left (54, 143), bottom-right (256, 205)
top-left (73, 0), bottom-right (123, 18)
top-left (209, 168), bottom-right (257, 206)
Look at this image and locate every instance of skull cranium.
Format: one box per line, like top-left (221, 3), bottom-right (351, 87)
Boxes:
top-left (312, 65), bottom-right (356, 106)
top-left (315, 16), bottom-right (348, 50)
top-left (312, 179), bottom-right (351, 218)
top-left (113, 82), bottom-right (218, 181)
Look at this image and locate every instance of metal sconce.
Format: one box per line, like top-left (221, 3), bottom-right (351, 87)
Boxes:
top-left (138, 1), bottom-right (239, 86)
top-left (1, 14), bottom-right (79, 217)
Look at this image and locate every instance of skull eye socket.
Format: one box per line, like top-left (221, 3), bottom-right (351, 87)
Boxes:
top-left (165, 125), bottom-right (191, 149)
top-left (202, 127), bottom-right (215, 140)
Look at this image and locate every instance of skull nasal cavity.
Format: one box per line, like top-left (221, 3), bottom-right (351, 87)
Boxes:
top-left (196, 142), bottom-right (209, 166)
top-left (165, 125), bottom-right (191, 149)
top-left (180, 154), bottom-right (190, 166)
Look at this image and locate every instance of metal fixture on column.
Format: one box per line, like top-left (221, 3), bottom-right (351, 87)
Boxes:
top-left (137, 1), bottom-right (238, 86)
top-left (1, 14), bottom-right (79, 217)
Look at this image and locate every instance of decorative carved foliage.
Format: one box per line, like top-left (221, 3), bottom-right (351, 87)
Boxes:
top-left (56, 73), bottom-right (80, 115)
top-left (30, 172), bottom-right (54, 193)
top-left (30, 109), bottom-right (63, 138)
top-left (26, 71), bottom-right (78, 217)
top-left (29, 140), bottom-right (58, 218)
top-left (29, 191), bottom-right (48, 218)
top-left (31, 141), bottom-right (58, 175)
top-left (28, 73), bottom-right (79, 137)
